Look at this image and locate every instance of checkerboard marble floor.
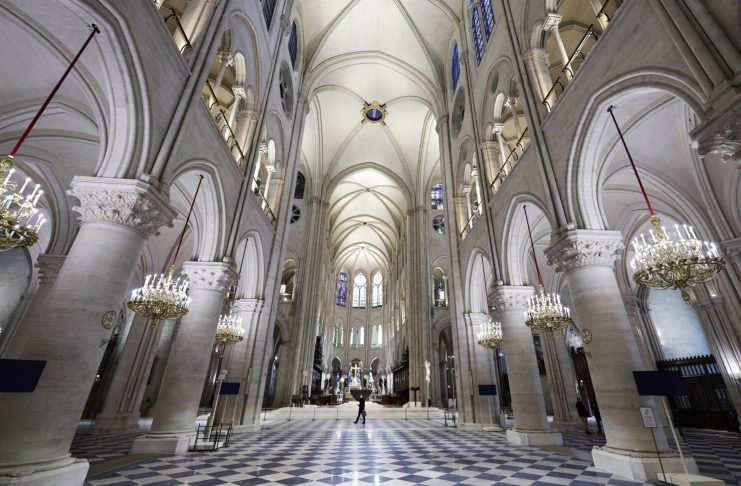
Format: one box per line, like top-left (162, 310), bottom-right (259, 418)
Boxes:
top-left (84, 419), bottom-right (645, 486)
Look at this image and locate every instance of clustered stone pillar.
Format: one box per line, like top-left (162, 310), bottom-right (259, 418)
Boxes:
top-left (540, 331), bottom-right (580, 429)
top-left (131, 261), bottom-right (237, 454)
top-left (93, 315), bottom-right (168, 434)
top-left (215, 298), bottom-right (264, 430)
top-left (546, 229), bottom-right (697, 481)
top-left (492, 286), bottom-right (562, 446)
top-left (0, 177), bottom-right (174, 485)
top-left (463, 313), bottom-right (500, 428)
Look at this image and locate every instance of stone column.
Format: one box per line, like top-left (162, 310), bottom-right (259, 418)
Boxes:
top-left (463, 313), bottom-right (500, 428)
top-left (492, 286), bottom-right (562, 446)
top-left (212, 51), bottom-right (232, 93)
top-left (544, 14), bottom-right (571, 79)
top-left (93, 315), bottom-right (168, 434)
top-left (131, 261), bottom-right (236, 454)
top-left (173, 0), bottom-right (218, 50)
top-left (541, 331), bottom-right (581, 429)
top-left (493, 124), bottom-right (508, 168)
top-left (478, 141), bottom-right (499, 189)
top-left (215, 298), bottom-right (264, 429)
top-left (523, 49), bottom-right (554, 108)
top-left (0, 254), bottom-right (65, 356)
top-left (0, 178), bottom-right (173, 485)
top-left (546, 229), bottom-right (696, 481)
top-left (234, 109), bottom-right (258, 164)
top-left (505, 97), bottom-right (522, 140)
top-left (453, 196), bottom-right (468, 236)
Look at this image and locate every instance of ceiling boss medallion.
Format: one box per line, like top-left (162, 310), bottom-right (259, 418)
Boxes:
top-left (361, 101), bottom-right (388, 125)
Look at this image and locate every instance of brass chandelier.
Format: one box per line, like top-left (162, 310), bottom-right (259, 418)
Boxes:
top-left (128, 175), bottom-right (204, 325)
top-left (607, 106), bottom-right (725, 303)
top-left (0, 25), bottom-right (99, 252)
top-left (477, 317), bottom-right (503, 349)
top-left (214, 241), bottom-right (248, 346)
top-left (523, 205), bottom-right (571, 332)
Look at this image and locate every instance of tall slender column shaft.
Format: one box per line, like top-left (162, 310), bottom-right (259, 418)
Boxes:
top-left (131, 261), bottom-right (236, 453)
top-left (492, 286), bottom-right (562, 446)
top-left (547, 229), bottom-right (697, 481)
top-left (0, 178), bottom-right (173, 484)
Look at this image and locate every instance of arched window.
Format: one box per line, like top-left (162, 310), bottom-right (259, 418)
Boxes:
top-left (333, 324), bottom-right (344, 347)
top-left (288, 22), bottom-right (298, 68)
top-left (482, 0), bottom-right (495, 40)
top-left (336, 272), bottom-right (348, 307)
top-left (432, 215), bottom-right (445, 235)
top-left (262, 0), bottom-right (277, 28)
top-left (471, 8), bottom-right (485, 65)
top-left (294, 171), bottom-right (305, 199)
top-left (431, 183), bottom-right (444, 209)
top-left (451, 43), bottom-right (461, 92)
top-left (372, 272), bottom-right (383, 307)
top-left (352, 273), bottom-right (367, 308)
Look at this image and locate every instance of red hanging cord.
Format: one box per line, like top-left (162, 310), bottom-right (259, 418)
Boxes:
top-left (171, 174), bottom-right (204, 266)
top-left (10, 25), bottom-right (100, 156)
top-left (523, 205), bottom-right (543, 287)
top-left (607, 105), bottom-right (655, 216)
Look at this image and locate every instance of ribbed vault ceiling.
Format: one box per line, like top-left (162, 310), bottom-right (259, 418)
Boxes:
top-left (299, 0), bottom-right (456, 273)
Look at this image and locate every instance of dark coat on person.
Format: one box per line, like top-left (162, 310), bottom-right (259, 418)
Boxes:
top-left (576, 400), bottom-right (589, 418)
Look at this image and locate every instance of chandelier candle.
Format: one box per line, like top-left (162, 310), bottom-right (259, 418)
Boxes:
top-left (522, 205), bottom-right (572, 332)
top-left (607, 106), bottom-right (725, 302)
top-left (214, 237), bottom-right (249, 346)
top-left (0, 26), bottom-right (100, 251)
top-left (477, 318), bottom-right (503, 349)
top-left (127, 174), bottom-right (204, 324)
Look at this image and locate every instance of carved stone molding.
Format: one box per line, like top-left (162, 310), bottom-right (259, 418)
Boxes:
top-left (233, 298), bottom-right (264, 313)
top-left (523, 48), bottom-right (550, 64)
top-left (694, 116), bottom-right (741, 163)
top-left (435, 113), bottom-right (450, 133)
top-left (35, 254), bottom-right (66, 285)
top-left (491, 286), bottom-right (534, 312)
top-left (463, 312), bottom-right (488, 328)
top-left (546, 229), bottom-right (624, 273)
top-left (181, 261), bottom-right (238, 293)
top-left (68, 177), bottom-right (175, 237)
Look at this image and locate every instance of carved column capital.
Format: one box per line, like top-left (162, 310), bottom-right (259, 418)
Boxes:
top-left (546, 229), bottom-right (624, 273)
top-left (693, 113), bottom-right (741, 163)
top-left (543, 13), bottom-right (563, 30)
top-left (523, 48), bottom-right (550, 64)
top-left (68, 177), bottom-right (175, 237)
top-left (480, 140), bottom-right (500, 154)
top-left (35, 254), bottom-right (66, 285)
top-left (181, 261), bottom-right (238, 293)
top-left (463, 312), bottom-right (489, 328)
top-left (233, 298), bottom-right (264, 313)
top-left (491, 285), bottom-right (534, 312)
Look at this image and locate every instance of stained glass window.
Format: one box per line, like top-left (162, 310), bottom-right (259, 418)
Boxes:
top-left (336, 272), bottom-right (348, 307)
top-left (294, 172), bottom-right (305, 199)
top-left (472, 8), bottom-right (485, 65)
top-left (352, 273), bottom-right (367, 308)
top-left (451, 44), bottom-right (460, 91)
top-left (372, 272), bottom-right (383, 307)
top-left (431, 183), bottom-right (444, 209)
top-left (482, 0), bottom-right (495, 40)
top-left (288, 22), bottom-right (298, 67)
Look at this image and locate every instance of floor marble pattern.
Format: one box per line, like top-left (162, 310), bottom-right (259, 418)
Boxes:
top-left (83, 419), bottom-right (647, 485)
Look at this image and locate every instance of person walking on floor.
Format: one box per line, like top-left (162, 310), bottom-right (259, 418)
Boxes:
top-left (354, 395), bottom-right (366, 424)
top-left (576, 398), bottom-right (590, 434)
top-left (592, 401), bottom-right (602, 433)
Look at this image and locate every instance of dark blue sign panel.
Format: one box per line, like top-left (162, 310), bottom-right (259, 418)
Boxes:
top-left (633, 371), bottom-right (687, 396)
top-left (0, 359), bottom-right (46, 392)
top-left (478, 384), bottom-right (497, 396)
top-left (220, 382), bottom-right (240, 395)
